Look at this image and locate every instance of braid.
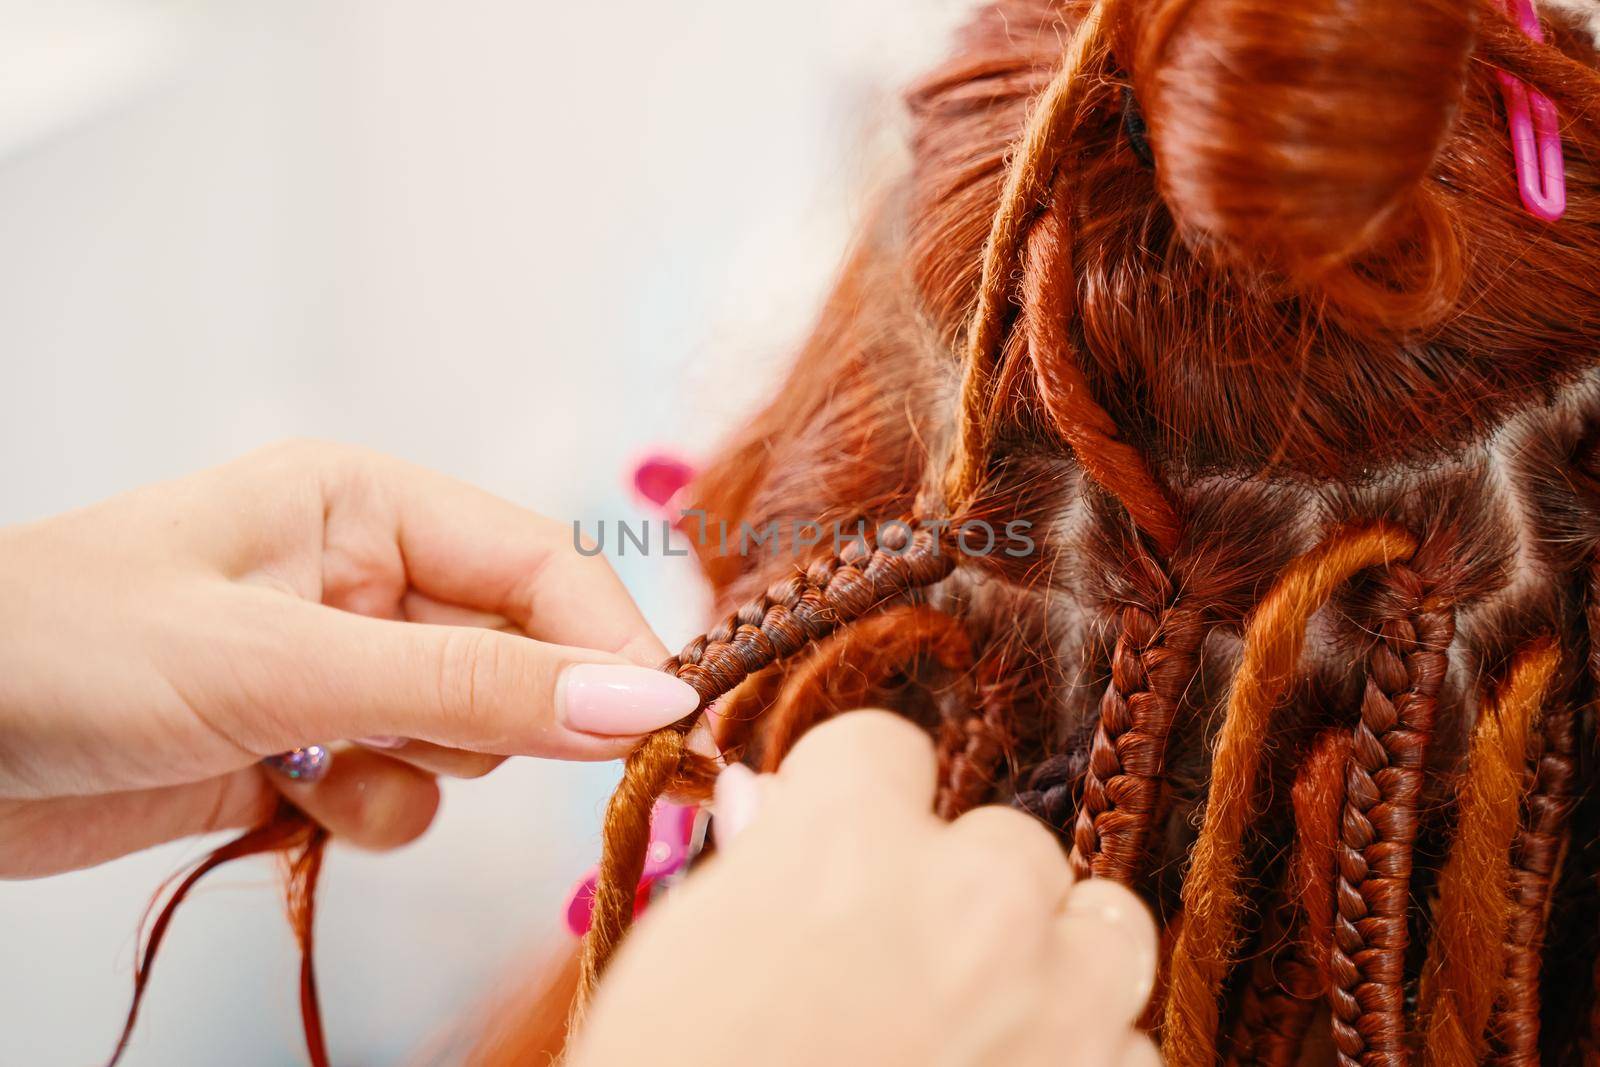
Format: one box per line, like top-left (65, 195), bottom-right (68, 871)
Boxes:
top-left (1071, 543), bottom-right (1204, 881)
top-left (1489, 699), bottom-right (1579, 1065)
top-left (1329, 560), bottom-right (1455, 1066)
top-left (935, 653), bottom-right (1019, 820)
top-left (667, 526), bottom-right (954, 706)
top-left (574, 523), bottom-right (958, 1013)
top-left (1163, 522), bottom-right (1418, 1067)
top-left (1418, 639), bottom-right (1561, 1066)
top-left (1012, 752), bottom-right (1085, 832)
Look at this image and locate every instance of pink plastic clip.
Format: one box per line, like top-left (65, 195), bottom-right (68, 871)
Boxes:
top-left (1495, 0), bottom-right (1566, 221)
top-left (630, 452), bottom-right (698, 513)
top-left (564, 799), bottom-right (700, 937)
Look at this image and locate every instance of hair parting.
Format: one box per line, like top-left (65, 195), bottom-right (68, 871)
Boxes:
top-left (1418, 638), bottom-right (1561, 1066)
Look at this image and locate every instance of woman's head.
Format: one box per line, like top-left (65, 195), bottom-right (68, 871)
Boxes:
top-left (522, 1), bottom-right (1600, 1061)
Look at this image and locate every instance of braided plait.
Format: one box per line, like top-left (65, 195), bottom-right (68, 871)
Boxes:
top-left (935, 653), bottom-right (1020, 820)
top-left (1328, 560), bottom-right (1454, 1066)
top-left (1071, 545), bottom-right (1204, 881)
top-left (575, 523), bottom-right (958, 1011)
top-left (1489, 699), bottom-right (1579, 1065)
top-left (1012, 752), bottom-right (1085, 831)
top-left (1418, 639), bottom-right (1560, 1066)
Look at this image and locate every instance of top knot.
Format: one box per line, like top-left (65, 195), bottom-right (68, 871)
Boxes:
top-left (1124, 0), bottom-right (1475, 306)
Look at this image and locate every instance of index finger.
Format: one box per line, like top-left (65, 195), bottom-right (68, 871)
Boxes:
top-left (347, 450), bottom-right (671, 665)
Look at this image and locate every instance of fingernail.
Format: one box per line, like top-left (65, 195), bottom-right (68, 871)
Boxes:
top-left (712, 763), bottom-right (761, 844)
top-left (560, 664), bottom-right (700, 736)
top-left (356, 735), bottom-right (407, 750)
top-left (262, 746), bottom-right (332, 784)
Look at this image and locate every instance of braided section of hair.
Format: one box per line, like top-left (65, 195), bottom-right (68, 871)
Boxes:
top-left (1012, 752), bottom-right (1084, 832)
top-left (1070, 546), bottom-right (1203, 881)
top-left (1488, 701), bottom-right (1579, 1065)
top-left (1328, 560), bottom-right (1454, 1067)
top-left (1419, 639), bottom-right (1561, 1066)
top-left (667, 525), bottom-right (956, 708)
top-left (1163, 522), bottom-right (1418, 1067)
top-left (575, 523), bottom-right (958, 1013)
top-left (935, 653), bottom-right (1019, 820)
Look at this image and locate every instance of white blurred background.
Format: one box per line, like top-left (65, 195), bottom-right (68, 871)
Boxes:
top-left (0, 0), bottom-right (966, 1062)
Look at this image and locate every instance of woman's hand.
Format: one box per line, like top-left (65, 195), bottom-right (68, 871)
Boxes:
top-left (571, 712), bottom-right (1160, 1067)
top-left (0, 440), bottom-right (699, 877)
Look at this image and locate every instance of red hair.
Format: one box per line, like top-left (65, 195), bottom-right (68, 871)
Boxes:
top-left (115, 1), bottom-right (1600, 1063)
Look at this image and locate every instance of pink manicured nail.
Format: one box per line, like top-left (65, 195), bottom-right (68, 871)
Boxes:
top-left (560, 664), bottom-right (700, 736)
top-left (712, 763), bottom-right (762, 844)
top-left (356, 736), bottom-right (407, 750)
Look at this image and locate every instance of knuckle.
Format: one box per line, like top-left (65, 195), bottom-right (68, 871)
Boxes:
top-left (433, 628), bottom-right (505, 737)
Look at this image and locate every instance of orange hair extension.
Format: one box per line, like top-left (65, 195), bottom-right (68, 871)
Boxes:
top-left (941, 0), bottom-right (1178, 554)
top-left (1418, 638), bottom-right (1561, 1066)
top-left (1021, 174), bottom-right (1180, 553)
top-left (1294, 729), bottom-right (1352, 990)
top-left (109, 801), bottom-right (329, 1067)
top-left (1162, 522), bottom-right (1417, 1066)
top-left (942, 0), bottom-right (1108, 510)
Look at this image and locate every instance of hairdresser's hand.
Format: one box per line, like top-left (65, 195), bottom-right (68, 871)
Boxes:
top-left (0, 440), bottom-right (699, 877)
top-left (572, 711), bottom-right (1159, 1067)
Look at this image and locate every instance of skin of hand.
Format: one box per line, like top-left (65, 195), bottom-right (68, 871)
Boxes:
top-left (569, 711), bottom-right (1161, 1067)
top-left (0, 440), bottom-right (700, 877)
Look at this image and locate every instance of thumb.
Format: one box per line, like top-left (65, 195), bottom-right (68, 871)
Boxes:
top-left (221, 594), bottom-right (701, 760)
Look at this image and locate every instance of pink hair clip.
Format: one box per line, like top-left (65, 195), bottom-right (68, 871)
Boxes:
top-left (565, 799), bottom-right (704, 936)
top-left (630, 451), bottom-right (698, 513)
top-left (1496, 0), bottom-right (1566, 221)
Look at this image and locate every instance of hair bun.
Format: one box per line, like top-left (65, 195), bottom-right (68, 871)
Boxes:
top-left (1127, 0), bottom-right (1474, 286)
